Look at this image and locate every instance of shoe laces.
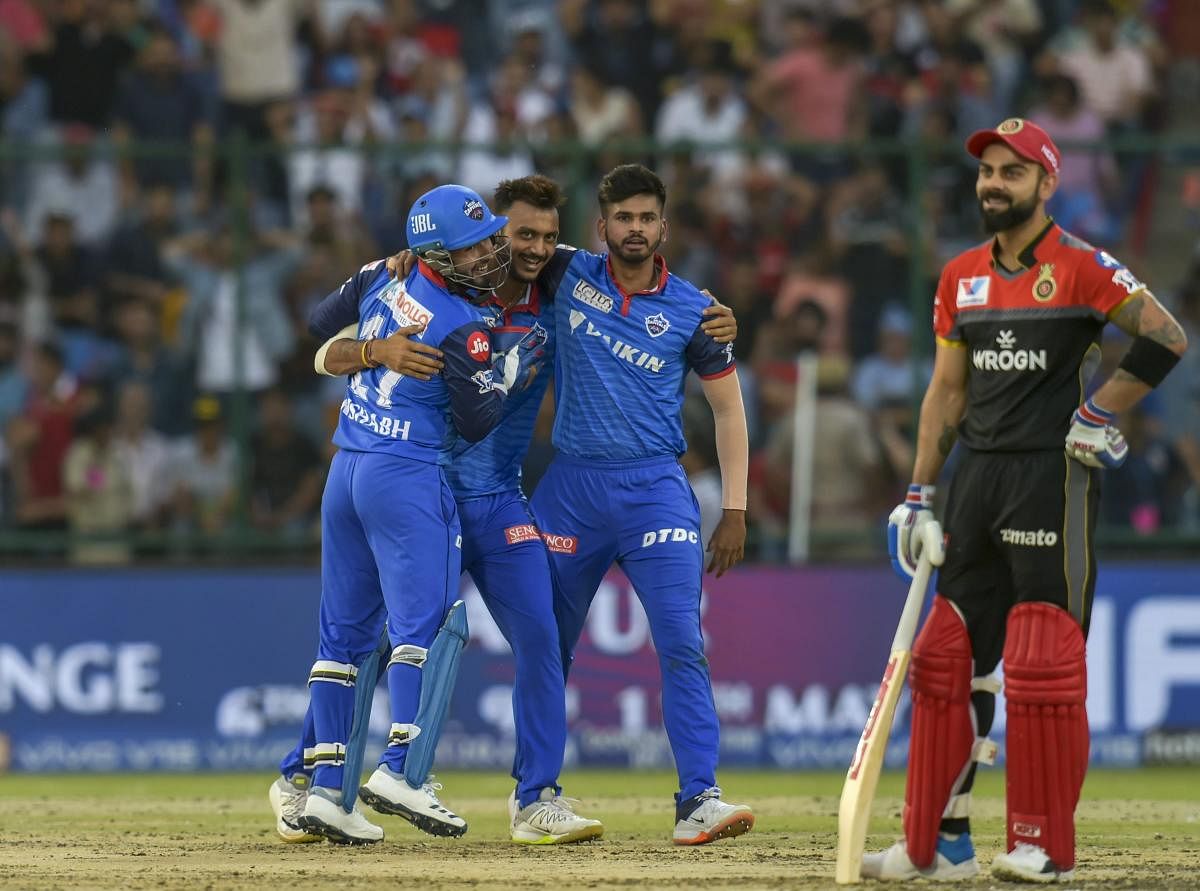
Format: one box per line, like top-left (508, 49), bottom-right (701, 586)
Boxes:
top-left (421, 776), bottom-right (445, 801)
top-left (695, 786), bottom-right (722, 803)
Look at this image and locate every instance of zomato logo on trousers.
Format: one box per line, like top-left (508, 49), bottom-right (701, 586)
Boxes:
top-left (541, 532), bottom-right (578, 554)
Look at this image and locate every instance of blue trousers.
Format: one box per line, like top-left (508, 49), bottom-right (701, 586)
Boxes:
top-left (459, 492), bottom-right (565, 808)
top-left (282, 488), bottom-right (564, 808)
top-left (307, 448), bottom-right (460, 788)
top-left (530, 454), bottom-right (718, 801)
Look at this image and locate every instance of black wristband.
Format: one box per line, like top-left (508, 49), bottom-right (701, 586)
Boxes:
top-left (1117, 335), bottom-right (1181, 388)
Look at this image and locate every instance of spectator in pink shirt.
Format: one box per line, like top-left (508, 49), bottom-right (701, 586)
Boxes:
top-left (751, 12), bottom-right (869, 151)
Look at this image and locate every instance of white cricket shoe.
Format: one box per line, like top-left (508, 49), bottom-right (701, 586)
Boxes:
top-left (298, 787), bottom-right (383, 845)
top-left (672, 787), bottom-right (754, 846)
top-left (508, 788), bottom-right (604, 845)
top-left (359, 766), bottom-right (468, 837)
top-left (268, 775), bottom-right (321, 843)
top-left (992, 842), bottom-right (1076, 883)
top-left (861, 834), bottom-right (980, 882)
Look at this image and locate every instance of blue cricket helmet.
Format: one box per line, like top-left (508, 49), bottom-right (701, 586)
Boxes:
top-left (406, 184), bottom-right (508, 254)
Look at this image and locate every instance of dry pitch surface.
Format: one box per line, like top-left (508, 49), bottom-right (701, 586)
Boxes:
top-left (0, 769), bottom-right (1197, 890)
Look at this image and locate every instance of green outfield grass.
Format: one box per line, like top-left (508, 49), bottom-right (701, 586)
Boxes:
top-left (0, 768), bottom-right (1196, 889)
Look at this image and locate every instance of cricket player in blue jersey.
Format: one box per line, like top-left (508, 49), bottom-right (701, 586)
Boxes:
top-left (531, 164), bottom-right (754, 845)
top-left (271, 175), bottom-right (740, 846)
top-left (272, 183), bottom-right (519, 845)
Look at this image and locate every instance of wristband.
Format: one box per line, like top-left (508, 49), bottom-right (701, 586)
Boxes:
top-left (1075, 397), bottom-right (1114, 428)
top-left (361, 339), bottom-right (377, 369)
top-left (906, 484), bottom-right (935, 509)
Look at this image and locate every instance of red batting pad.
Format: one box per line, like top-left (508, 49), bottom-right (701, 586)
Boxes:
top-left (1003, 602), bottom-right (1088, 870)
top-left (903, 596), bottom-right (975, 868)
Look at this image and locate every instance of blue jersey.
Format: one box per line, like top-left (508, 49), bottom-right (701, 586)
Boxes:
top-left (311, 259), bottom-right (505, 462)
top-left (550, 249), bottom-right (734, 460)
top-left (444, 282), bottom-right (555, 497)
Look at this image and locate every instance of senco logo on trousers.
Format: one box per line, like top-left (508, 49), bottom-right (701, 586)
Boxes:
top-left (572, 279), bottom-right (613, 313)
top-left (972, 329), bottom-right (1047, 372)
top-left (642, 528), bottom-right (699, 547)
top-left (1000, 528), bottom-right (1059, 547)
top-left (504, 524), bottom-right (540, 545)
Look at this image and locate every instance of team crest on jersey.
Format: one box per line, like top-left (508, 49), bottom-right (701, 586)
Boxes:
top-left (470, 368), bottom-right (496, 392)
top-left (463, 198), bottom-right (485, 221)
top-left (645, 312), bottom-right (670, 337)
top-left (997, 117), bottom-right (1025, 134)
top-left (1032, 263), bottom-right (1057, 302)
top-left (956, 276), bottom-right (990, 308)
top-left (572, 279), bottom-right (613, 313)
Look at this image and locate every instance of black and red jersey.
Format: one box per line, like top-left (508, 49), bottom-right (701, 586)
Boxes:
top-left (933, 219), bottom-right (1144, 452)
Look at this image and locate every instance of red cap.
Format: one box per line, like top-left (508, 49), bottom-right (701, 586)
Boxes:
top-left (966, 118), bottom-right (1061, 175)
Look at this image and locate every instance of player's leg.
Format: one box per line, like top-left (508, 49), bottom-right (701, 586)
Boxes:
top-left (462, 493), bottom-right (602, 844)
top-left (529, 456), bottom-right (618, 677)
top-left (353, 457), bottom-right (468, 837)
top-left (865, 451), bottom-right (1002, 880)
top-left (992, 453), bottom-right (1097, 882)
top-left (297, 449), bottom-right (385, 844)
top-left (616, 459), bottom-right (752, 846)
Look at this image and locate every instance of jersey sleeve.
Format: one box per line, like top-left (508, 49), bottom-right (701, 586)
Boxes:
top-left (932, 264), bottom-right (962, 346)
top-left (440, 321), bottom-right (505, 443)
top-left (1078, 248), bottom-right (1148, 317)
top-left (686, 322), bottom-right (736, 379)
top-left (307, 259), bottom-right (386, 339)
top-left (535, 245), bottom-right (578, 303)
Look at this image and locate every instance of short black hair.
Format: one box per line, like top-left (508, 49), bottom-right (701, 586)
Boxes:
top-left (493, 174), bottom-right (566, 214)
top-left (597, 164), bottom-right (666, 215)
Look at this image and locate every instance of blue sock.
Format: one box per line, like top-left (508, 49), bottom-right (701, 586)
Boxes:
top-left (310, 678), bottom-right (355, 789)
top-left (937, 832), bottom-right (976, 864)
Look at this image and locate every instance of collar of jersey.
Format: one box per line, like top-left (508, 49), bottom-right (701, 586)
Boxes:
top-left (989, 216), bottom-right (1056, 272)
top-left (605, 253), bottom-right (669, 302)
top-left (416, 259), bottom-right (447, 288)
top-left (485, 281), bottom-right (540, 320)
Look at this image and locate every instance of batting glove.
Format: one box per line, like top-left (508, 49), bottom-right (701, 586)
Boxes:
top-left (887, 484), bottom-right (945, 583)
top-left (1065, 398), bottom-right (1128, 469)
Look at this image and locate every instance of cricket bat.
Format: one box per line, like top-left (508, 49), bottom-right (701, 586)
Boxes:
top-left (835, 523), bottom-right (940, 884)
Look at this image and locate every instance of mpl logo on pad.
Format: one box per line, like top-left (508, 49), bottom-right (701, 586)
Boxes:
top-left (956, 276), bottom-right (990, 308)
top-left (505, 524), bottom-right (540, 545)
top-left (541, 532), bottom-right (578, 554)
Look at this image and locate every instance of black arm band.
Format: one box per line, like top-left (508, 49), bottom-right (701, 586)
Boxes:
top-left (1117, 335), bottom-right (1181, 388)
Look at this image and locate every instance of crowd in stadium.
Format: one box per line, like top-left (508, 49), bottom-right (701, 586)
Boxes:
top-left (0, 0), bottom-right (1197, 560)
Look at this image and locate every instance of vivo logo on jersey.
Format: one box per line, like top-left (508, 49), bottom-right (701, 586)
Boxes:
top-left (1000, 528), bottom-right (1059, 547)
top-left (642, 528), bottom-right (699, 547)
top-left (541, 533), bottom-right (578, 554)
top-left (504, 524), bottom-right (540, 545)
top-left (972, 330), bottom-right (1047, 372)
top-left (956, 276), bottom-right (990, 308)
top-left (569, 310), bottom-right (666, 373)
top-left (339, 398), bottom-right (411, 439)
top-left (572, 279), bottom-right (613, 313)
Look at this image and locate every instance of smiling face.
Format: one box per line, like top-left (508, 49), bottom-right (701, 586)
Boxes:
top-left (503, 200), bottom-right (559, 284)
top-left (598, 193), bottom-right (667, 265)
top-left (976, 142), bottom-right (1055, 233)
top-left (446, 234), bottom-right (511, 291)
